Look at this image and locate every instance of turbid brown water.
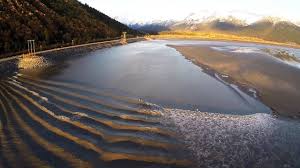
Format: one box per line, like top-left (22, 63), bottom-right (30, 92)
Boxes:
top-left (1, 40), bottom-right (300, 168)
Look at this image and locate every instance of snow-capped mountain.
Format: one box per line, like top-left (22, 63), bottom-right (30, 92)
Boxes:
top-left (256, 16), bottom-right (292, 25)
top-left (171, 14), bottom-right (249, 31)
top-left (128, 11), bottom-right (299, 32)
top-left (128, 20), bottom-right (176, 34)
top-left (180, 10), bottom-right (261, 25)
top-left (128, 11), bottom-right (258, 28)
top-left (128, 12), bottom-right (300, 45)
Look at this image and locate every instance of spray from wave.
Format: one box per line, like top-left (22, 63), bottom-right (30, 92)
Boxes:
top-left (18, 55), bottom-right (52, 69)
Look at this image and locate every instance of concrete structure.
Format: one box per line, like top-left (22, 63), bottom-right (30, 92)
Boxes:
top-left (121, 32), bottom-right (127, 44)
top-left (27, 40), bottom-right (36, 56)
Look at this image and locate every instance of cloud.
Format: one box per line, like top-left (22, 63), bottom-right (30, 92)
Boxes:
top-left (78, 0), bottom-right (300, 24)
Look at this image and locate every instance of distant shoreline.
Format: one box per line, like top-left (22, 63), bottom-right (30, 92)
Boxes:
top-left (151, 33), bottom-right (300, 49)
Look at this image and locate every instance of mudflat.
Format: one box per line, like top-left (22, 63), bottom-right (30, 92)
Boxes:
top-left (170, 44), bottom-right (300, 118)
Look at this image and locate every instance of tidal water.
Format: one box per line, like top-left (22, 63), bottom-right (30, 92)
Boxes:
top-left (34, 40), bottom-right (271, 114)
top-left (0, 40), bottom-right (300, 168)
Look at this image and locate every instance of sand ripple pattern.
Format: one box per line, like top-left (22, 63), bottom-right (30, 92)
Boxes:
top-left (0, 74), bottom-right (190, 168)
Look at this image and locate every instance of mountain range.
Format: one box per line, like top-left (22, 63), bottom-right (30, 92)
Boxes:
top-left (129, 14), bottom-right (300, 45)
top-left (0, 0), bottom-right (138, 56)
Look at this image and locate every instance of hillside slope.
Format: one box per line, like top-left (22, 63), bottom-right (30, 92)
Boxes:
top-left (238, 20), bottom-right (300, 45)
top-left (0, 0), bottom-right (138, 55)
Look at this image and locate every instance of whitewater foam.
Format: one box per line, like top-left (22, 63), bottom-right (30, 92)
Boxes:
top-left (161, 108), bottom-right (300, 167)
top-left (211, 46), bottom-right (262, 53)
top-left (18, 55), bottom-right (52, 69)
top-left (8, 79), bottom-right (49, 102)
top-left (231, 47), bottom-right (261, 53)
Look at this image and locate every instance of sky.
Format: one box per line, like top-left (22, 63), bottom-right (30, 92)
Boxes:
top-left (79, 0), bottom-right (300, 24)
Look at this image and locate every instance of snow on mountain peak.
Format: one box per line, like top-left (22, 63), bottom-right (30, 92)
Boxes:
top-left (183, 10), bottom-right (261, 25)
top-left (259, 16), bottom-right (286, 24)
top-left (126, 10), bottom-right (300, 29)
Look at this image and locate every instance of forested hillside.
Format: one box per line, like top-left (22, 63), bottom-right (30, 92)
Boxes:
top-left (0, 0), bottom-right (139, 56)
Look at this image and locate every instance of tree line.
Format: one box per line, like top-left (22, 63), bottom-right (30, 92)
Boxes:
top-left (0, 0), bottom-right (140, 57)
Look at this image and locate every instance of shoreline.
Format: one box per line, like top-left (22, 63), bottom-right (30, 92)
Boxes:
top-left (169, 44), bottom-right (300, 118)
top-left (0, 38), bottom-right (146, 77)
top-left (152, 35), bottom-right (300, 49)
top-left (0, 37), bottom-right (146, 63)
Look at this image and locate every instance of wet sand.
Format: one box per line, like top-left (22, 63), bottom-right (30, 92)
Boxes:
top-left (170, 45), bottom-right (300, 118)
